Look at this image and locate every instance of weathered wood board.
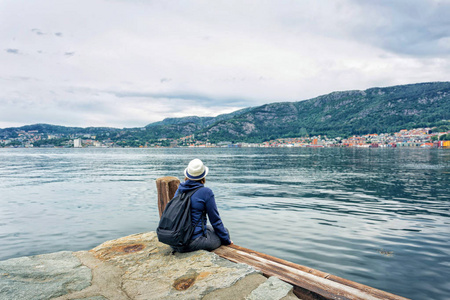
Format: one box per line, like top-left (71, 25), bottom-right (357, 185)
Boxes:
top-left (213, 245), bottom-right (409, 300)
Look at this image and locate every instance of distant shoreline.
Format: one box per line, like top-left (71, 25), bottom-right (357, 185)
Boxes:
top-left (1, 145), bottom-right (449, 149)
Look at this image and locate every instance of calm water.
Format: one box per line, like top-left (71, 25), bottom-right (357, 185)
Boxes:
top-left (0, 148), bottom-right (449, 299)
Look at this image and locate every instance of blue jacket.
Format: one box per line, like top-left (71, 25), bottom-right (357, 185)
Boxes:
top-left (175, 180), bottom-right (231, 245)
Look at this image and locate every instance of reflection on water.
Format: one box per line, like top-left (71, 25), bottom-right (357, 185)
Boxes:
top-left (0, 148), bottom-right (449, 299)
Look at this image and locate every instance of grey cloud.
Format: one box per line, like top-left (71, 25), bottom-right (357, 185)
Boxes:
top-left (13, 76), bottom-right (33, 81)
top-left (348, 0), bottom-right (450, 56)
top-left (0, 0), bottom-right (449, 129)
top-left (112, 91), bottom-right (250, 107)
top-left (0, 76), bottom-right (35, 81)
top-left (57, 98), bottom-right (111, 113)
top-left (5, 49), bottom-right (20, 54)
top-left (31, 28), bottom-right (44, 35)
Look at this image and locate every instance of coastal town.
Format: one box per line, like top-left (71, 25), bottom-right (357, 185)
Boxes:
top-left (1, 127), bottom-right (450, 149)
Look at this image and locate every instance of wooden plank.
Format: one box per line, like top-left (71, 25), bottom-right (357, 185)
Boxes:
top-left (213, 245), bottom-right (409, 300)
top-left (213, 246), bottom-right (369, 300)
top-left (293, 286), bottom-right (329, 300)
top-left (229, 244), bottom-right (330, 278)
top-left (227, 244), bottom-right (406, 300)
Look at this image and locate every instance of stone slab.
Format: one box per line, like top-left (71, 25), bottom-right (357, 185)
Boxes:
top-left (0, 251), bottom-right (91, 300)
top-left (203, 273), bottom-right (267, 300)
top-left (246, 276), bottom-right (295, 300)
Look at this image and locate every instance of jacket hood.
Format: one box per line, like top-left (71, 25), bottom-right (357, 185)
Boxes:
top-left (177, 180), bottom-right (204, 194)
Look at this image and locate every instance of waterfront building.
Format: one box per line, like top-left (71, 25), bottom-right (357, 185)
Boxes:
top-left (74, 138), bottom-right (82, 148)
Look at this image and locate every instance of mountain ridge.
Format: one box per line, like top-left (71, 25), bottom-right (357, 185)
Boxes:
top-left (1, 82), bottom-right (449, 143)
top-left (196, 81), bottom-right (450, 142)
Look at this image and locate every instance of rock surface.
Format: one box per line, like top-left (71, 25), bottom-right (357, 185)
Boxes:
top-left (0, 251), bottom-right (91, 300)
top-left (0, 232), bottom-right (296, 300)
top-left (246, 276), bottom-right (297, 300)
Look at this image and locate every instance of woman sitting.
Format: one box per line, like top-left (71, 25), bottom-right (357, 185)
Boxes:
top-left (172, 159), bottom-right (232, 252)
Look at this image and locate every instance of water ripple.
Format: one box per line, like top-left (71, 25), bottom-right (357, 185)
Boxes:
top-left (0, 147), bottom-right (449, 299)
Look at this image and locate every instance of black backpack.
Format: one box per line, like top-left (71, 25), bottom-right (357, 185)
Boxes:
top-left (157, 187), bottom-right (203, 247)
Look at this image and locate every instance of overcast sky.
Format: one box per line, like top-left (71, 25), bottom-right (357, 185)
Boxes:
top-left (1, 0), bottom-right (449, 128)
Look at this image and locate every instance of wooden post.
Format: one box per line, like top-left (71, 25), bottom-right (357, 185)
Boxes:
top-left (156, 176), bottom-right (180, 217)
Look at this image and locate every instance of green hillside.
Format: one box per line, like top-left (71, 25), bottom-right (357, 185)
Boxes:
top-left (198, 82), bottom-right (450, 142)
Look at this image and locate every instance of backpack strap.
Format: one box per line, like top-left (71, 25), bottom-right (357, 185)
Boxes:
top-left (183, 187), bottom-right (206, 236)
top-left (201, 210), bottom-right (207, 237)
top-left (180, 186), bottom-right (202, 200)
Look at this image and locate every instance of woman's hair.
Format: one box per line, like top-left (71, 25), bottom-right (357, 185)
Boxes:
top-left (185, 177), bottom-right (206, 184)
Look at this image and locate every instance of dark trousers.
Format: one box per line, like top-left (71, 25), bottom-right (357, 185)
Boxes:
top-left (173, 225), bottom-right (224, 253)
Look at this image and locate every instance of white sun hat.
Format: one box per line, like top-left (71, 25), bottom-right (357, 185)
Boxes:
top-left (184, 159), bottom-right (209, 180)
